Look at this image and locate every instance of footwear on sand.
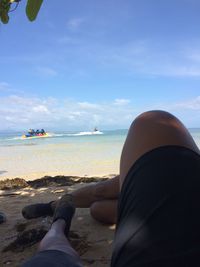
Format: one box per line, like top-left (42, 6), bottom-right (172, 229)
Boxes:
top-left (53, 194), bottom-right (75, 236)
top-left (22, 202), bottom-right (54, 219)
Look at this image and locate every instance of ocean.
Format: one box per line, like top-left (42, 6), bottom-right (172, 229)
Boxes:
top-left (0, 129), bottom-right (200, 180)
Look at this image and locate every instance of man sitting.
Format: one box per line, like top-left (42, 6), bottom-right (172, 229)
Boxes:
top-left (22, 110), bottom-right (200, 267)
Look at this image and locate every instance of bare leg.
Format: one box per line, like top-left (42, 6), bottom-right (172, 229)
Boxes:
top-left (38, 219), bottom-right (78, 255)
top-left (90, 199), bottom-right (118, 224)
top-left (22, 176), bottom-right (119, 224)
top-left (58, 176), bottom-right (119, 224)
top-left (70, 175), bottom-right (120, 208)
top-left (50, 176), bottom-right (119, 224)
top-left (90, 110), bottom-right (200, 224)
top-left (120, 110), bottom-right (200, 188)
top-left (22, 197), bottom-right (82, 267)
top-left (38, 219), bottom-right (80, 260)
top-left (71, 176), bottom-right (119, 224)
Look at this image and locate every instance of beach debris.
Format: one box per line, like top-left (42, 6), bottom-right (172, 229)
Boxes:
top-left (0, 192), bottom-right (20, 197)
top-left (2, 228), bottom-right (47, 253)
top-left (28, 175), bottom-right (108, 189)
top-left (0, 178), bottom-right (28, 190)
top-left (0, 175), bottom-right (110, 191)
top-left (2, 227), bottom-right (90, 256)
top-left (3, 260), bottom-right (13, 265)
top-left (69, 231), bottom-right (90, 256)
top-left (15, 222), bottom-right (29, 232)
top-left (51, 189), bottom-right (65, 194)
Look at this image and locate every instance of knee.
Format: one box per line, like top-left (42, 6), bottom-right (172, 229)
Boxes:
top-left (135, 110), bottom-right (176, 123)
top-left (90, 202), bottom-right (116, 224)
top-left (130, 110), bottom-right (178, 130)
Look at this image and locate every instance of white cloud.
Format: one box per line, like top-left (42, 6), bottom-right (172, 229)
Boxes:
top-left (143, 96), bottom-right (200, 128)
top-left (0, 82), bottom-right (23, 94)
top-left (114, 98), bottom-right (130, 105)
top-left (0, 95), bottom-right (134, 130)
top-left (67, 18), bottom-right (84, 30)
top-left (140, 95), bottom-right (200, 113)
top-left (147, 66), bottom-right (200, 77)
top-left (37, 67), bottom-right (58, 77)
top-left (8, 95), bottom-right (34, 105)
top-left (89, 40), bottom-right (200, 78)
top-left (186, 51), bottom-right (200, 62)
top-left (78, 102), bottom-right (101, 109)
top-left (1, 93), bottom-right (199, 131)
top-left (32, 105), bottom-right (50, 114)
top-left (0, 82), bottom-right (10, 91)
top-left (172, 96), bottom-right (200, 110)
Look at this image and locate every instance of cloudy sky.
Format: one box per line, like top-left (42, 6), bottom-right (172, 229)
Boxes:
top-left (0, 0), bottom-right (200, 131)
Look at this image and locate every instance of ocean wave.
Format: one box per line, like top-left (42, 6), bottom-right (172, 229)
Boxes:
top-left (7, 136), bottom-right (22, 141)
top-left (7, 133), bottom-right (54, 140)
top-left (1, 143), bottom-right (37, 147)
top-left (4, 131), bottom-right (104, 141)
top-left (50, 133), bottom-right (68, 137)
top-left (67, 131), bottom-right (103, 136)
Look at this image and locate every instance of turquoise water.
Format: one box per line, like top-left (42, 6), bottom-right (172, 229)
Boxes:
top-left (0, 130), bottom-right (128, 147)
top-left (0, 130), bottom-right (127, 179)
top-left (0, 129), bottom-right (199, 180)
top-left (0, 128), bottom-right (199, 149)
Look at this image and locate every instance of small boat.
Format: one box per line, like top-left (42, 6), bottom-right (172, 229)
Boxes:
top-left (21, 133), bottom-right (50, 139)
top-left (73, 128), bottom-right (103, 136)
top-left (22, 129), bottom-right (50, 139)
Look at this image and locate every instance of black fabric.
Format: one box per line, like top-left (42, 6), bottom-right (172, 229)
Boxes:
top-left (111, 146), bottom-right (200, 267)
top-left (21, 250), bottom-right (83, 267)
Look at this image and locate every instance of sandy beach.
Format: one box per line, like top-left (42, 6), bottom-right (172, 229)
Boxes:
top-left (0, 175), bottom-right (117, 267)
top-left (0, 131), bottom-right (124, 180)
top-left (0, 131), bottom-right (124, 266)
top-left (2, 0), bottom-right (200, 264)
top-left (0, 129), bottom-right (200, 266)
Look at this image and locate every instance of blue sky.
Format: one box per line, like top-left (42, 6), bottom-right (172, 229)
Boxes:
top-left (0, 0), bottom-right (200, 130)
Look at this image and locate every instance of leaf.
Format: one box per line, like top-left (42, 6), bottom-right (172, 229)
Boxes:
top-left (26, 0), bottom-right (43, 21)
top-left (0, 11), bottom-right (9, 23)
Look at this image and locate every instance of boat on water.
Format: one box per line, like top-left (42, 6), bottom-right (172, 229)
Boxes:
top-left (22, 129), bottom-right (50, 139)
top-left (74, 128), bottom-right (103, 136)
top-left (92, 127), bottom-right (103, 134)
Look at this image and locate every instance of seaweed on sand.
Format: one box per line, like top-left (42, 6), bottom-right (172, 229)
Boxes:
top-left (0, 175), bottom-right (109, 190)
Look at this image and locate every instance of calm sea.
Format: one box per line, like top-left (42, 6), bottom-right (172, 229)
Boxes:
top-left (0, 129), bottom-right (199, 180)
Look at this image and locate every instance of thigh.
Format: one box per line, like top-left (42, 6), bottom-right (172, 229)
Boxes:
top-left (120, 110), bottom-right (200, 187)
top-left (112, 146), bottom-right (200, 267)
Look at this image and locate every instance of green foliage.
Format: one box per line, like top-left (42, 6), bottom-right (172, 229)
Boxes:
top-left (0, 0), bottom-right (11, 24)
top-left (26, 0), bottom-right (43, 21)
top-left (0, 0), bottom-right (43, 24)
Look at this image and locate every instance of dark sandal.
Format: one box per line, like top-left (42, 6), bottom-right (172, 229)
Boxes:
top-left (22, 201), bottom-right (54, 219)
top-left (52, 194), bottom-right (75, 236)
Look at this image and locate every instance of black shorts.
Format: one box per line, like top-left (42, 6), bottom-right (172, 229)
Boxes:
top-left (111, 145), bottom-right (200, 267)
top-left (21, 250), bottom-right (82, 267)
